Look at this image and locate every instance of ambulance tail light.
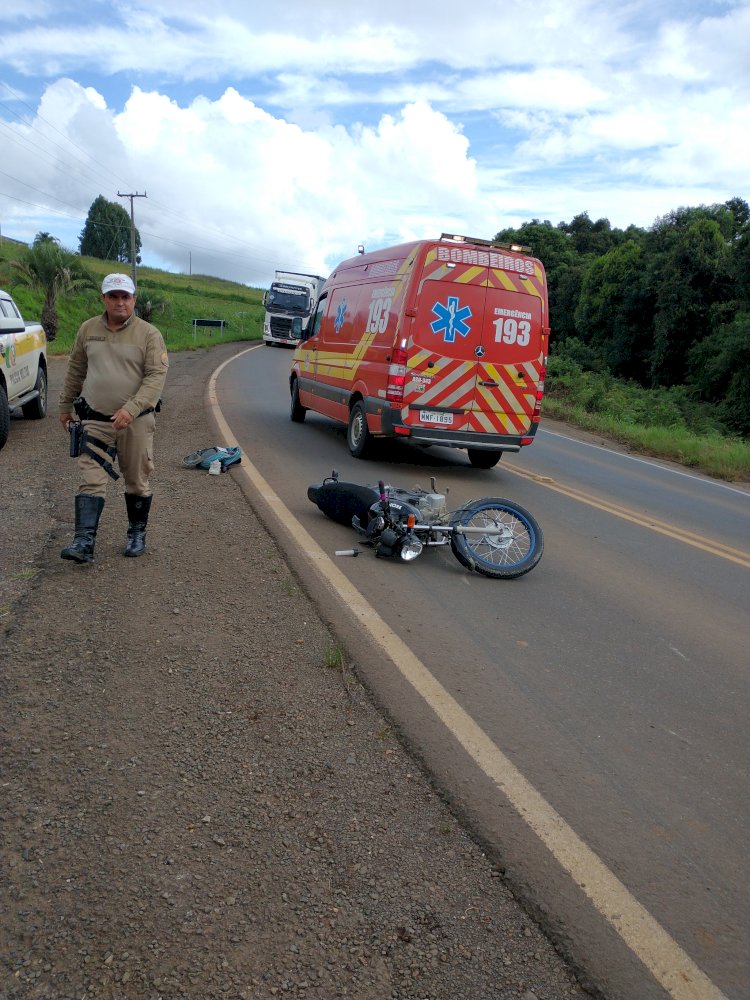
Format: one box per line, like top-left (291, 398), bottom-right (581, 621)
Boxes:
top-left (532, 367), bottom-right (546, 423)
top-left (386, 348), bottom-right (408, 403)
top-left (521, 368), bottom-right (546, 446)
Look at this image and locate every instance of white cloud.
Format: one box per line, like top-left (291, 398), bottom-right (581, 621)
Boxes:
top-left (653, 4), bottom-right (750, 82)
top-left (0, 1), bottom-right (746, 285)
top-left (457, 70), bottom-right (608, 114)
top-left (0, 0), bottom-right (49, 21)
top-left (0, 1), bottom-right (660, 82)
top-left (1, 81), bottom-right (482, 283)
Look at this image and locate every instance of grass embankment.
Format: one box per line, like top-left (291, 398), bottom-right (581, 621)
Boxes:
top-left (0, 245), bottom-right (264, 353)
top-left (545, 356), bottom-right (750, 482)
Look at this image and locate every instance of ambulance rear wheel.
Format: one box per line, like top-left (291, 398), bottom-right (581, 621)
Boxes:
top-left (468, 448), bottom-right (502, 469)
top-left (290, 378), bottom-right (306, 423)
top-left (347, 401), bottom-right (374, 458)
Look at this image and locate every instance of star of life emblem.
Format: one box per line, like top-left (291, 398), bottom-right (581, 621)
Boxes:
top-left (334, 300), bottom-right (347, 334)
top-left (430, 296), bottom-right (472, 343)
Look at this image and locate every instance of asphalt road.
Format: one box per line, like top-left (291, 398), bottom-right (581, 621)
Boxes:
top-left (214, 343), bottom-right (750, 1000)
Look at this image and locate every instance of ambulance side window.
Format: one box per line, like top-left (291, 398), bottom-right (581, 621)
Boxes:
top-left (305, 294), bottom-right (327, 341)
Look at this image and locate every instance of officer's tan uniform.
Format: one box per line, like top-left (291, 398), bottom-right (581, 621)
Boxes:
top-left (59, 311), bottom-right (169, 498)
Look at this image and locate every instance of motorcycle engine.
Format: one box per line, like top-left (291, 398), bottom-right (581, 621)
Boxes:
top-left (414, 491), bottom-right (446, 520)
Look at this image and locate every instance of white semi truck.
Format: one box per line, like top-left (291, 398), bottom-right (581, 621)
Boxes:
top-left (263, 271), bottom-right (326, 347)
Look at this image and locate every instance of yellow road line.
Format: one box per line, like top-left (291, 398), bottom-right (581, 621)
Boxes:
top-left (206, 346), bottom-right (729, 1000)
top-left (505, 464), bottom-right (750, 568)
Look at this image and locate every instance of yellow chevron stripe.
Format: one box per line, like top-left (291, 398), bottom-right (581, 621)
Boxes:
top-left (408, 348), bottom-right (432, 369)
top-left (455, 266), bottom-right (485, 284)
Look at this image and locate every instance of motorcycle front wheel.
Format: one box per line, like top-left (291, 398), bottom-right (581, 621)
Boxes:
top-left (449, 499), bottom-right (543, 579)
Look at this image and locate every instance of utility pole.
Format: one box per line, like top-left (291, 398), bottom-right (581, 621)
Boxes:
top-left (117, 191), bottom-right (147, 289)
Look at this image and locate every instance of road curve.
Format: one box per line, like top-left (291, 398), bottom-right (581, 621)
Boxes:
top-left (209, 344), bottom-right (749, 1000)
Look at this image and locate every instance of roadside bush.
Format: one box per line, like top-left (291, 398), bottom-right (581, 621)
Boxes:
top-left (547, 356), bottom-right (723, 434)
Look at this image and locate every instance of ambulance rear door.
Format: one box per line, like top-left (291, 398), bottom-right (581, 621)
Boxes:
top-left (403, 251), bottom-right (546, 439)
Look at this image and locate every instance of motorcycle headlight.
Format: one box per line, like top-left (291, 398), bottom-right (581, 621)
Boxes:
top-left (398, 533), bottom-right (423, 562)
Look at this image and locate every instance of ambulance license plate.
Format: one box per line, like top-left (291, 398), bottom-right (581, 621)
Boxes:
top-left (420, 410), bottom-right (453, 425)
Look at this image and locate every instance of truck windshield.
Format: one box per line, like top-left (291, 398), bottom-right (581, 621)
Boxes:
top-left (267, 287), bottom-right (310, 312)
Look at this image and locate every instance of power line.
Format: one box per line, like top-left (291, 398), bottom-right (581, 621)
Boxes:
top-left (0, 121), bottom-right (126, 210)
top-left (0, 82), bottom-right (136, 190)
top-left (0, 188), bottom-right (310, 274)
top-left (0, 168), bottom-right (92, 219)
top-left (1, 86), bottom-right (279, 263)
top-left (0, 81), bottom-right (323, 275)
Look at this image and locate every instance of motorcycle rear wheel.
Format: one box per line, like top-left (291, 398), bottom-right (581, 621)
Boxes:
top-left (449, 498), bottom-right (543, 579)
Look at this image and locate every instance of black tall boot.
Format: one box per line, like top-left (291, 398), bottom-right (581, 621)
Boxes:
top-left (123, 494), bottom-right (153, 557)
top-left (61, 494), bottom-right (105, 564)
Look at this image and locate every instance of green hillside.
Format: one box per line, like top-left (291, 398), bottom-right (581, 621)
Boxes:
top-left (0, 242), bottom-right (264, 354)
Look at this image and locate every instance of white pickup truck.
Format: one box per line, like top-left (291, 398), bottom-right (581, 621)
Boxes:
top-left (0, 289), bottom-right (48, 450)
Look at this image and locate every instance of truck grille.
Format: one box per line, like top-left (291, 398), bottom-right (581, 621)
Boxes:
top-left (270, 317), bottom-right (293, 336)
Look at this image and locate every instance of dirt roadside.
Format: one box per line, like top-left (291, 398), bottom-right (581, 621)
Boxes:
top-left (0, 344), bottom-right (590, 1000)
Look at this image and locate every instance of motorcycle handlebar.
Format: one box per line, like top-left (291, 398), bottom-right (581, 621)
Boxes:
top-left (378, 480), bottom-right (389, 514)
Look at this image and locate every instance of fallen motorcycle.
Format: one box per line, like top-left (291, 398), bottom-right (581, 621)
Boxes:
top-left (307, 471), bottom-right (543, 579)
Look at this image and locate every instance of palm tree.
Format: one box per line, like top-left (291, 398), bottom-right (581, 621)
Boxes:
top-left (135, 293), bottom-right (172, 324)
top-left (10, 240), bottom-right (97, 341)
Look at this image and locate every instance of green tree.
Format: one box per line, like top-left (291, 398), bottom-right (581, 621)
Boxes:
top-left (79, 195), bottom-right (141, 264)
top-left (10, 241), bottom-right (97, 342)
top-left (647, 215), bottom-right (733, 386)
top-left (723, 197), bottom-right (749, 232)
top-left (729, 227), bottom-right (750, 308)
top-left (688, 312), bottom-right (750, 435)
top-left (557, 212), bottom-right (628, 258)
top-left (135, 292), bottom-right (172, 324)
top-left (552, 257), bottom-right (589, 342)
top-left (575, 240), bottom-right (653, 380)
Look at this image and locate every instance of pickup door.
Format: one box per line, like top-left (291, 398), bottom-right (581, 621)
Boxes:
top-left (0, 292), bottom-right (48, 448)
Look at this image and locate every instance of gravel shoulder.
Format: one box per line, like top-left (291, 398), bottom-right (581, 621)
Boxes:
top-left (1, 345), bottom-right (590, 1000)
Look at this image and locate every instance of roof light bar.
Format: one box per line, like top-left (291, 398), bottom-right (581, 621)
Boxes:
top-left (440, 233), bottom-right (532, 254)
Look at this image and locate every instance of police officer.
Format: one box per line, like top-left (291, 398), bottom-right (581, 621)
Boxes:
top-left (59, 273), bottom-right (169, 563)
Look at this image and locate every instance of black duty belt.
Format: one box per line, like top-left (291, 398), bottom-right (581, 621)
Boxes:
top-left (72, 396), bottom-right (160, 423)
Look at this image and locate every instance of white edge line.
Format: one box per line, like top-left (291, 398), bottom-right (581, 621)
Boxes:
top-left (207, 347), bottom-right (728, 1000)
top-left (539, 427), bottom-right (750, 498)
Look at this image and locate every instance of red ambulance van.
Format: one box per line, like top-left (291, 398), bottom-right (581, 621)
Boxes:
top-left (289, 233), bottom-right (549, 468)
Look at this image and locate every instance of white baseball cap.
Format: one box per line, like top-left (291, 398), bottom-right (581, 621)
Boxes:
top-left (102, 273), bottom-right (135, 295)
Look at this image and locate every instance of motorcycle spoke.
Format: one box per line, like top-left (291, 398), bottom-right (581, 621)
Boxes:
top-left (466, 510), bottom-right (532, 565)
top-left (450, 499), bottom-right (543, 579)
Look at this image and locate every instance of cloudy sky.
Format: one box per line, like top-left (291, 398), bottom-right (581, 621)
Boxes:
top-left (1, 0), bottom-right (748, 287)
